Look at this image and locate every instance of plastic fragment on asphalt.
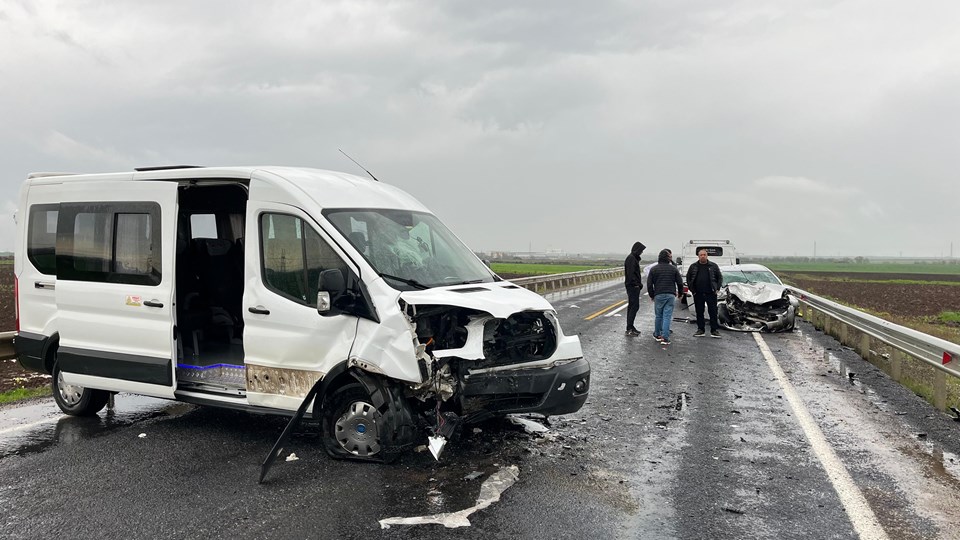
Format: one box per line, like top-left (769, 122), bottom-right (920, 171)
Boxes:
top-left (463, 471), bottom-right (483, 481)
top-left (138, 433), bottom-right (146, 438)
top-left (508, 416), bottom-right (549, 434)
top-left (428, 435), bottom-right (447, 460)
top-left (285, 453), bottom-right (299, 462)
top-left (379, 465), bottom-right (520, 529)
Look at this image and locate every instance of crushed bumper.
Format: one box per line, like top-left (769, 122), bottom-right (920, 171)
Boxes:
top-left (460, 357), bottom-right (590, 418)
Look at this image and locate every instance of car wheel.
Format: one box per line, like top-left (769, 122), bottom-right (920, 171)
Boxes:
top-left (319, 376), bottom-right (416, 462)
top-left (52, 361), bottom-right (110, 416)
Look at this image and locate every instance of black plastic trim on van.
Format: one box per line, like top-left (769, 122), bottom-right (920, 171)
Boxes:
top-left (134, 165), bottom-right (205, 172)
top-left (13, 331), bottom-right (49, 374)
top-left (57, 347), bottom-right (173, 386)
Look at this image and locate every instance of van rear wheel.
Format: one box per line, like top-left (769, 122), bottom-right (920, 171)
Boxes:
top-left (52, 363), bottom-right (110, 416)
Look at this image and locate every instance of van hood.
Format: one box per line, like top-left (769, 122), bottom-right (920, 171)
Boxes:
top-left (398, 281), bottom-right (553, 318)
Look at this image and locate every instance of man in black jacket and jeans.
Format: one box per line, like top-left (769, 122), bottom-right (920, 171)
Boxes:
top-left (685, 248), bottom-right (723, 338)
top-left (624, 241), bottom-right (646, 336)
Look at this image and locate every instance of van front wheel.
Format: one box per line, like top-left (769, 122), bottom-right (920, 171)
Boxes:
top-left (52, 363), bottom-right (110, 416)
top-left (319, 376), bottom-right (416, 462)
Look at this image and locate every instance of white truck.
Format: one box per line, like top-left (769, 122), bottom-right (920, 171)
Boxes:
top-left (675, 240), bottom-right (739, 304)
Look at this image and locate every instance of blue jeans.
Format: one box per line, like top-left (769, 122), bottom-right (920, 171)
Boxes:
top-left (654, 294), bottom-right (676, 339)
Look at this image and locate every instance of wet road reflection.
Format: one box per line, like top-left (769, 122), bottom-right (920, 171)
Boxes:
top-left (0, 395), bottom-right (189, 458)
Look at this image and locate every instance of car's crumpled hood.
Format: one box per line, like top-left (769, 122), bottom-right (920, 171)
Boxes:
top-left (725, 282), bottom-right (789, 304)
top-left (398, 281), bottom-right (553, 318)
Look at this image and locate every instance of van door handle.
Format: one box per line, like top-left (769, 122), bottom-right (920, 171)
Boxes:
top-left (248, 306), bottom-right (270, 315)
top-left (35, 281), bottom-right (55, 290)
top-left (144, 300), bottom-right (164, 308)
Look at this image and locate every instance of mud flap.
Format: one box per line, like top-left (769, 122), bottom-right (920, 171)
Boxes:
top-left (258, 377), bottom-right (324, 484)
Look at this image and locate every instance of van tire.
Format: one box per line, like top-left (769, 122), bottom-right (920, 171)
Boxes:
top-left (319, 375), bottom-right (416, 462)
top-left (52, 362), bottom-right (110, 416)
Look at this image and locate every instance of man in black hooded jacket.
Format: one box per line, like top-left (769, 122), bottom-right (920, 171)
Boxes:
top-left (623, 241), bottom-right (646, 336)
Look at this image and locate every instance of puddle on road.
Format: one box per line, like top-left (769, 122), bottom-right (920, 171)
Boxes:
top-left (545, 281), bottom-right (620, 308)
top-left (901, 443), bottom-right (960, 488)
top-left (0, 394), bottom-right (189, 458)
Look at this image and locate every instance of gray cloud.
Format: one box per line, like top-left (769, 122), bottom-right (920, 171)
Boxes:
top-left (0, 0), bottom-right (957, 257)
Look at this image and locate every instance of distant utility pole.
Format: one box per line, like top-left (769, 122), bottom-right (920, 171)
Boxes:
top-left (813, 241), bottom-right (816, 259)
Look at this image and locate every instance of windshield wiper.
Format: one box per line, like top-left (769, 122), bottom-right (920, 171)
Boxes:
top-left (379, 272), bottom-right (430, 290)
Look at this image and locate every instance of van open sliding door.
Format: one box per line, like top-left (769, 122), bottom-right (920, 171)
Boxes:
top-left (54, 180), bottom-right (179, 399)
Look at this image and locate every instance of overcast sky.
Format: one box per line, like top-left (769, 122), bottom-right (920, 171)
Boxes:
top-left (2, 0), bottom-right (958, 257)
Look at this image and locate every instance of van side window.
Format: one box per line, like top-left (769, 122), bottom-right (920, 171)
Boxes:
top-left (57, 202), bottom-right (162, 286)
top-left (190, 214), bottom-right (218, 239)
top-left (27, 204), bottom-right (59, 275)
top-left (260, 213), bottom-right (347, 305)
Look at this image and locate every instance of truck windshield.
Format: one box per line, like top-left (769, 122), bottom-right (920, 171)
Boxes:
top-left (324, 208), bottom-right (496, 290)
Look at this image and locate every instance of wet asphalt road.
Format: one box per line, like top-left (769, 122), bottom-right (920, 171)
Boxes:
top-left (2, 280), bottom-right (960, 539)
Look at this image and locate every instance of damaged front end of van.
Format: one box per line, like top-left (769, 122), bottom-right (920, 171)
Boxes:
top-left (347, 282), bottom-right (590, 462)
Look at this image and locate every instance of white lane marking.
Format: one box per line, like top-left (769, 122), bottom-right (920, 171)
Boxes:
top-left (379, 465), bottom-right (520, 529)
top-left (753, 333), bottom-right (888, 540)
top-left (603, 303), bottom-right (630, 317)
top-left (0, 416), bottom-right (60, 436)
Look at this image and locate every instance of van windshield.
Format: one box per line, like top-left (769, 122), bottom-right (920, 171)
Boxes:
top-left (324, 209), bottom-right (496, 290)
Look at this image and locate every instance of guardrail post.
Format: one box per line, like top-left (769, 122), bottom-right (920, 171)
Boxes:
top-left (838, 323), bottom-right (848, 347)
top-left (890, 349), bottom-right (903, 382)
top-left (823, 316), bottom-right (832, 338)
top-left (934, 370), bottom-right (947, 411)
top-left (859, 333), bottom-right (871, 360)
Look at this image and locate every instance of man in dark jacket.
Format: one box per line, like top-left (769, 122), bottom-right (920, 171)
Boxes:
top-left (623, 241), bottom-right (646, 336)
top-left (685, 248), bottom-right (723, 338)
top-left (647, 249), bottom-right (684, 344)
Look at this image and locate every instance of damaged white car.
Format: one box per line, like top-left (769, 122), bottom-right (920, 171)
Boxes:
top-left (716, 264), bottom-right (797, 332)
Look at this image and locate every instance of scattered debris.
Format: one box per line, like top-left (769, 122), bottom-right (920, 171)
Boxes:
top-left (722, 506), bottom-right (746, 515)
top-left (285, 453), bottom-right (299, 462)
top-left (508, 416), bottom-right (549, 434)
top-left (428, 436), bottom-right (447, 460)
top-left (463, 471), bottom-right (484, 481)
top-left (472, 427), bottom-right (483, 434)
top-left (138, 433), bottom-right (146, 439)
top-left (379, 465), bottom-right (520, 529)
top-left (949, 407), bottom-right (960, 422)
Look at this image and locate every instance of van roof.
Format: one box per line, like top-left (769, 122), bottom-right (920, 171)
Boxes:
top-left (686, 239), bottom-right (731, 244)
top-left (26, 166), bottom-right (429, 212)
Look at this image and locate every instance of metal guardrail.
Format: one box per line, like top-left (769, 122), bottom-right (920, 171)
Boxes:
top-left (793, 287), bottom-right (960, 410)
top-left (0, 331), bottom-right (15, 361)
top-left (509, 268), bottom-right (623, 294)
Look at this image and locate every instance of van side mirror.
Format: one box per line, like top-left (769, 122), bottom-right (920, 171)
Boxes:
top-left (676, 257), bottom-right (682, 266)
top-left (317, 269), bottom-right (346, 314)
top-left (735, 258), bottom-right (741, 264)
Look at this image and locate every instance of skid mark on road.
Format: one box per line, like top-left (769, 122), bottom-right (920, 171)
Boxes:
top-left (754, 333), bottom-right (889, 540)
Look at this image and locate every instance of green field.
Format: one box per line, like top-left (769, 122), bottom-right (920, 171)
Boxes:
top-left (763, 261), bottom-right (960, 275)
top-left (490, 263), bottom-right (614, 276)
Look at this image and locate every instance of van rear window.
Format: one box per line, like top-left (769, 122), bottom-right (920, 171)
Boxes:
top-left (696, 246), bottom-right (723, 256)
top-left (27, 205), bottom-right (59, 275)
